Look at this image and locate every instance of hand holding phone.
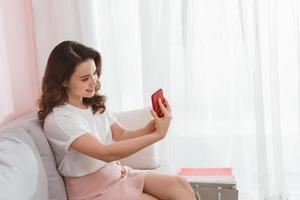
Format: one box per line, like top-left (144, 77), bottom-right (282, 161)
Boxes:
top-left (151, 88), bottom-right (167, 118)
top-left (151, 89), bottom-right (172, 139)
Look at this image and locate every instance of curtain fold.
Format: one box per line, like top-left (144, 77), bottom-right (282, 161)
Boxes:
top-left (252, 0), bottom-right (269, 197)
top-left (268, 0), bottom-right (285, 197)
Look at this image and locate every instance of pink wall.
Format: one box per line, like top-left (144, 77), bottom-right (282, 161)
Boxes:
top-left (0, 0), bottom-right (40, 126)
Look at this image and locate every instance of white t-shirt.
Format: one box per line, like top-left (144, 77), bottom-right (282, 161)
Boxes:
top-left (43, 103), bottom-right (117, 177)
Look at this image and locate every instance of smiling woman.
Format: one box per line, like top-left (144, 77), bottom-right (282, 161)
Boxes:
top-left (38, 41), bottom-right (196, 200)
top-left (38, 41), bottom-right (106, 126)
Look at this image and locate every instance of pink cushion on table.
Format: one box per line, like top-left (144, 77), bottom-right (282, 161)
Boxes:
top-left (178, 168), bottom-right (232, 176)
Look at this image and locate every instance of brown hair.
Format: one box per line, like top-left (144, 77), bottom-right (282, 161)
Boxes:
top-left (37, 41), bottom-right (106, 126)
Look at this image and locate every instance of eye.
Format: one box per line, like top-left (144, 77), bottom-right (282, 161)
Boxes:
top-left (93, 72), bottom-right (98, 79)
top-left (81, 78), bottom-right (89, 81)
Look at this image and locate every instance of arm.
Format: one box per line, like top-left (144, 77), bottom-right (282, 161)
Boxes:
top-left (70, 131), bottom-right (161, 163)
top-left (111, 119), bottom-right (155, 141)
top-left (70, 98), bottom-right (172, 163)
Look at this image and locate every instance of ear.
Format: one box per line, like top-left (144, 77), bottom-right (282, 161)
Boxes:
top-left (62, 81), bottom-right (68, 87)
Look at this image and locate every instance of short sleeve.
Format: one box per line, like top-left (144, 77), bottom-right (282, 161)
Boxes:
top-left (44, 110), bottom-right (89, 153)
top-left (105, 110), bottom-right (117, 126)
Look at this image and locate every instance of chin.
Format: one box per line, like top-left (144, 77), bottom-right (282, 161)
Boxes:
top-left (84, 96), bottom-right (94, 99)
top-left (84, 92), bottom-right (95, 98)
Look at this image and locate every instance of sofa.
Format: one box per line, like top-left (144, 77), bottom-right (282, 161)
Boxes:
top-left (0, 107), bottom-right (170, 200)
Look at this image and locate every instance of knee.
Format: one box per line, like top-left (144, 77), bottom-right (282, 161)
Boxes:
top-left (173, 176), bottom-right (195, 199)
top-left (176, 176), bottom-right (190, 189)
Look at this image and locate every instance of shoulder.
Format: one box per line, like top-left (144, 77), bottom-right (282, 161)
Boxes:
top-left (44, 105), bottom-right (82, 130)
top-left (53, 104), bottom-right (78, 116)
top-left (102, 109), bottom-right (117, 126)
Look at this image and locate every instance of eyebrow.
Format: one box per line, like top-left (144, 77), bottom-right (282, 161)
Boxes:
top-left (80, 70), bottom-right (97, 78)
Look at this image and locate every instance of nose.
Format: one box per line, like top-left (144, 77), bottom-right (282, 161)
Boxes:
top-left (90, 75), bottom-right (97, 86)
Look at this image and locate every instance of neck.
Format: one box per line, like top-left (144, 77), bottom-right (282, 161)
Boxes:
top-left (67, 95), bottom-right (87, 109)
top-left (68, 101), bottom-right (88, 109)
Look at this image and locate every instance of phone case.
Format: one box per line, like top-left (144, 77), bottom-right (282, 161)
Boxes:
top-left (151, 88), bottom-right (165, 117)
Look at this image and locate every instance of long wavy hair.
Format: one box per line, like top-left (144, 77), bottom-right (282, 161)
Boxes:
top-left (38, 41), bottom-right (106, 126)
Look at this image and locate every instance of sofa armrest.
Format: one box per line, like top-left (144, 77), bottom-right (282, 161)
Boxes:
top-left (114, 107), bottom-right (160, 169)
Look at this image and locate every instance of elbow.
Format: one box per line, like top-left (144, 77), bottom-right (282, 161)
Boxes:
top-left (113, 130), bottom-right (126, 142)
top-left (99, 155), bottom-right (117, 163)
top-left (95, 146), bottom-right (119, 162)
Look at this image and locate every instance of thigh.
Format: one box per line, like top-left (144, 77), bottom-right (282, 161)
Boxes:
top-left (143, 172), bottom-right (182, 200)
top-left (140, 193), bottom-right (160, 200)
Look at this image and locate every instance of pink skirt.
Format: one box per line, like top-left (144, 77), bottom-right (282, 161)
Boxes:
top-left (64, 162), bottom-right (147, 200)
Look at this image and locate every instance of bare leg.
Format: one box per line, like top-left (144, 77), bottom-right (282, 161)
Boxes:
top-left (143, 172), bottom-right (196, 200)
top-left (140, 192), bottom-right (160, 200)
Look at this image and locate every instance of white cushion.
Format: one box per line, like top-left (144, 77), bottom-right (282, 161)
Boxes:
top-left (114, 107), bottom-right (160, 169)
top-left (0, 129), bottom-right (48, 200)
top-left (0, 111), bottom-right (68, 200)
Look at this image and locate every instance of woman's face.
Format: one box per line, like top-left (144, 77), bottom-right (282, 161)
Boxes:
top-left (64, 59), bottom-right (98, 101)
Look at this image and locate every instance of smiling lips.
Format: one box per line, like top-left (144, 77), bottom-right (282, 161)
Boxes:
top-left (86, 89), bottom-right (94, 92)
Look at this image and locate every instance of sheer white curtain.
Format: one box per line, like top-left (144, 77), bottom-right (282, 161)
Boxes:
top-left (32, 0), bottom-right (300, 199)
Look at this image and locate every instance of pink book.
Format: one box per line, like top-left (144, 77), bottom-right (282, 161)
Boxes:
top-left (178, 168), bottom-right (232, 176)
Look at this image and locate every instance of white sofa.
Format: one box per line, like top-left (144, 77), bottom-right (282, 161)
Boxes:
top-left (0, 107), bottom-right (169, 200)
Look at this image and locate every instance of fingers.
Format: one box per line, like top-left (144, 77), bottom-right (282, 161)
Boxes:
top-left (150, 110), bottom-right (159, 120)
top-left (158, 98), bottom-right (170, 117)
top-left (163, 98), bottom-right (172, 113)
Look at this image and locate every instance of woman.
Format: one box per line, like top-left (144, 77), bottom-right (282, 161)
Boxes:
top-left (38, 40), bottom-right (196, 200)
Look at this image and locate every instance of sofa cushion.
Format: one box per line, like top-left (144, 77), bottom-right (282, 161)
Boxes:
top-left (0, 129), bottom-right (48, 200)
top-left (114, 107), bottom-right (160, 169)
top-left (0, 111), bottom-right (68, 200)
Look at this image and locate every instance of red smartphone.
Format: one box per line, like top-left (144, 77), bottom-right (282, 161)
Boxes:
top-left (151, 88), bottom-right (166, 118)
